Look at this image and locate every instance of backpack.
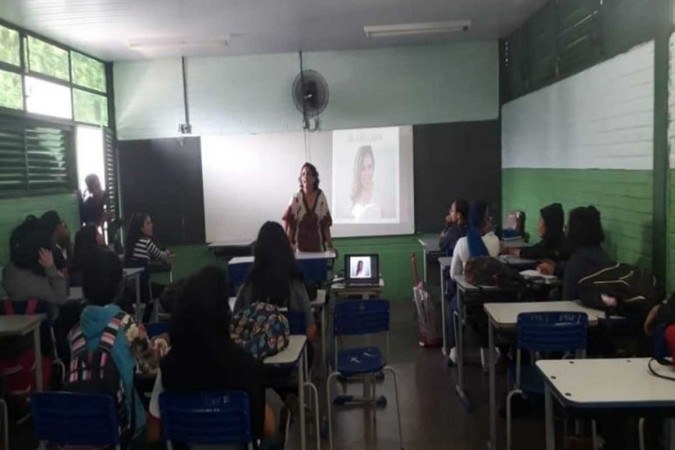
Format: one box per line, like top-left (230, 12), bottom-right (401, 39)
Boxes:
top-left (464, 256), bottom-right (525, 289)
top-left (578, 263), bottom-right (657, 317)
top-left (66, 311), bottom-right (131, 437)
top-left (230, 302), bottom-right (290, 360)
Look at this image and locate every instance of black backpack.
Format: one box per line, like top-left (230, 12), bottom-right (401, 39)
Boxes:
top-left (579, 263), bottom-right (657, 316)
top-left (464, 256), bottom-right (525, 289)
top-left (66, 311), bottom-right (132, 437)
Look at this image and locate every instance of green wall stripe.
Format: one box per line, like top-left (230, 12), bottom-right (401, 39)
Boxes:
top-left (503, 168), bottom-right (654, 271)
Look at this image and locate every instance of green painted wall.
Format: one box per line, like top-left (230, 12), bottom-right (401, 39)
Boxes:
top-left (0, 192), bottom-right (81, 266)
top-left (503, 168), bottom-right (653, 270)
top-left (153, 235), bottom-right (424, 301)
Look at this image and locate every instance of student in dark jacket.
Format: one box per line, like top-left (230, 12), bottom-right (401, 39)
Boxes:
top-left (506, 203), bottom-right (568, 262)
top-left (439, 199), bottom-right (469, 256)
top-left (561, 206), bottom-right (609, 300)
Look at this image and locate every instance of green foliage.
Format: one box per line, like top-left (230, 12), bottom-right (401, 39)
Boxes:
top-left (27, 36), bottom-right (69, 81)
top-left (71, 52), bottom-right (106, 92)
top-left (0, 70), bottom-right (22, 110)
top-left (73, 89), bottom-right (108, 126)
top-left (0, 24), bottom-right (20, 66)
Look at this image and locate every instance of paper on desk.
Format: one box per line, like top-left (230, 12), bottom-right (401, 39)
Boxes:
top-left (520, 269), bottom-right (557, 280)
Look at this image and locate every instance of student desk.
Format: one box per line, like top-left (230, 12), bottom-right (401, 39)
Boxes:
top-left (537, 358), bottom-right (675, 450)
top-left (418, 234), bottom-right (441, 283)
top-left (331, 278), bottom-right (384, 300)
top-left (264, 335), bottom-right (311, 450)
top-left (207, 239), bottom-right (255, 258)
top-left (438, 256), bottom-right (452, 356)
top-left (123, 267), bottom-right (145, 322)
top-left (483, 301), bottom-right (605, 450)
top-left (501, 239), bottom-right (529, 248)
top-left (0, 315), bottom-right (45, 391)
top-left (499, 254), bottom-right (538, 269)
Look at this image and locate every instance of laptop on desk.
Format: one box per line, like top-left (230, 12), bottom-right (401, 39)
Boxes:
top-left (344, 254), bottom-right (380, 287)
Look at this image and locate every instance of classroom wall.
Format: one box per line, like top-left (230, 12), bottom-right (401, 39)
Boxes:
top-left (668, 32), bottom-right (675, 289)
top-left (114, 41), bottom-right (499, 139)
top-left (502, 41), bottom-right (655, 270)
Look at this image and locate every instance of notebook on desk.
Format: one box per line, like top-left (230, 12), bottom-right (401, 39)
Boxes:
top-left (344, 254), bottom-right (380, 287)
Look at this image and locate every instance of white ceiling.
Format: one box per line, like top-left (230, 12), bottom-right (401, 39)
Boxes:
top-left (0, 0), bottom-right (546, 61)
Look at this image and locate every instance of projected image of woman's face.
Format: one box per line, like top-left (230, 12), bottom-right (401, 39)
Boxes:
top-left (360, 154), bottom-right (374, 189)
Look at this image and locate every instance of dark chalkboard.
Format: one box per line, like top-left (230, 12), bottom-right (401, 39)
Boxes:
top-left (118, 137), bottom-right (205, 246)
top-left (413, 121), bottom-right (501, 233)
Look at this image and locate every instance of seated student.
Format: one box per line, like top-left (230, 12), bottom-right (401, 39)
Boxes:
top-left (505, 203), bottom-right (568, 262)
top-left (147, 266), bottom-right (284, 448)
top-left (439, 199), bottom-right (469, 256)
top-left (69, 224), bottom-right (105, 287)
top-left (446, 201), bottom-right (500, 362)
top-left (2, 216), bottom-right (67, 317)
top-left (40, 210), bottom-right (70, 273)
top-left (75, 248), bottom-right (169, 434)
top-left (235, 221), bottom-right (317, 341)
top-left (540, 206), bottom-right (608, 300)
top-left (124, 213), bottom-right (172, 321)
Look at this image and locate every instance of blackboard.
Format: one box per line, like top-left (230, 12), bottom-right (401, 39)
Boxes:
top-left (117, 121), bottom-right (501, 244)
top-left (118, 137), bottom-right (205, 246)
top-left (413, 120), bottom-right (501, 233)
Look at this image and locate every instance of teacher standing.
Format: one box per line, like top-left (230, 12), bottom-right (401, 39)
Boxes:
top-left (282, 162), bottom-right (333, 252)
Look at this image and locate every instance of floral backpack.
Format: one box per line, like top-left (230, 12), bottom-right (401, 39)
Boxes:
top-left (230, 302), bottom-right (290, 359)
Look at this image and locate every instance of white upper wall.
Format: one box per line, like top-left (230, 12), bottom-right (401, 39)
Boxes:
top-left (502, 40), bottom-right (654, 170)
top-left (114, 42), bottom-right (498, 140)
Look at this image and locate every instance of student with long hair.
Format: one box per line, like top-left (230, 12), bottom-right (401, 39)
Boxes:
top-left (147, 266), bottom-right (284, 448)
top-left (506, 203), bottom-right (568, 262)
top-left (235, 221), bottom-right (317, 340)
top-left (69, 224), bottom-right (104, 287)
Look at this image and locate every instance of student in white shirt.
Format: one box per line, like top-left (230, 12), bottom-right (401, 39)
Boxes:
top-left (447, 201), bottom-right (499, 362)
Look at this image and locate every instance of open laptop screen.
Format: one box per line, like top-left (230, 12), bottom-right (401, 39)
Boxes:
top-left (345, 254), bottom-right (379, 282)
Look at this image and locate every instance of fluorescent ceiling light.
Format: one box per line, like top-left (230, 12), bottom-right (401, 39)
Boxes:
top-left (364, 20), bottom-right (471, 38)
top-left (128, 36), bottom-right (230, 49)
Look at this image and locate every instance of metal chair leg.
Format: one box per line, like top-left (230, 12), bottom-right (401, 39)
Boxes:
top-left (326, 372), bottom-right (338, 450)
top-left (1, 399), bottom-right (8, 450)
top-left (383, 366), bottom-right (404, 450)
top-left (506, 389), bottom-right (522, 450)
top-left (638, 417), bottom-right (646, 450)
top-left (591, 420), bottom-right (599, 450)
top-left (305, 382), bottom-right (321, 450)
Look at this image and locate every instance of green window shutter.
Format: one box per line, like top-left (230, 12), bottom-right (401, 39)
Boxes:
top-left (103, 127), bottom-right (119, 215)
top-left (25, 126), bottom-right (71, 190)
top-left (0, 127), bottom-right (26, 191)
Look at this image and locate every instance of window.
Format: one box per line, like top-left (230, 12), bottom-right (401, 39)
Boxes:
top-left (71, 52), bottom-right (106, 92)
top-left (25, 76), bottom-right (72, 119)
top-left (0, 24), bottom-right (20, 66)
top-left (26, 36), bottom-right (69, 81)
top-left (0, 119), bottom-right (74, 194)
top-left (0, 70), bottom-right (22, 110)
top-left (76, 126), bottom-right (105, 193)
top-left (73, 89), bottom-right (108, 126)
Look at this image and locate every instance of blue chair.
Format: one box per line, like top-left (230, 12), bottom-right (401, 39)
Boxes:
top-left (507, 312), bottom-right (588, 449)
top-left (159, 391), bottom-right (254, 450)
top-left (326, 299), bottom-right (403, 450)
top-left (227, 261), bottom-right (252, 296)
top-left (32, 392), bottom-right (124, 449)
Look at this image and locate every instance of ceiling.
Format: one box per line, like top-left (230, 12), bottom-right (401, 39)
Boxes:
top-left (0, 0), bottom-right (546, 61)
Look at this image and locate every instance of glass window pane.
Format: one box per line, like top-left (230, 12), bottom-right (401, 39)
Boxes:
top-left (0, 70), bottom-right (23, 110)
top-left (25, 76), bottom-right (72, 119)
top-left (27, 36), bottom-right (69, 81)
top-left (73, 89), bottom-right (108, 126)
top-left (0, 24), bottom-right (20, 66)
top-left (76, 126), bottom-right (105, 193)
top-left (71, 52), bottom-right (106, 92)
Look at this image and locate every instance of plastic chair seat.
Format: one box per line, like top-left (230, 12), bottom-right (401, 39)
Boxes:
top-left (336, 347), bottom-right (385, 376)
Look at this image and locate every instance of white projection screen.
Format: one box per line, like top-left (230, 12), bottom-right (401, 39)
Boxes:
top-left (201, 126), bottom-right (414, 242)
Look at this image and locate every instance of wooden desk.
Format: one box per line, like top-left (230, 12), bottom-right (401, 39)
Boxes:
top-left (538, 358), bottom-right (675, 450)
top-left (483, 301), bottom-right (604, 450)
top-left (0, 315), bottom-right (45, 391)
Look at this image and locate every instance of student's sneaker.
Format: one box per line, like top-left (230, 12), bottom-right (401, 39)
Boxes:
top-left (448, 347), bottom-right (457, 365)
